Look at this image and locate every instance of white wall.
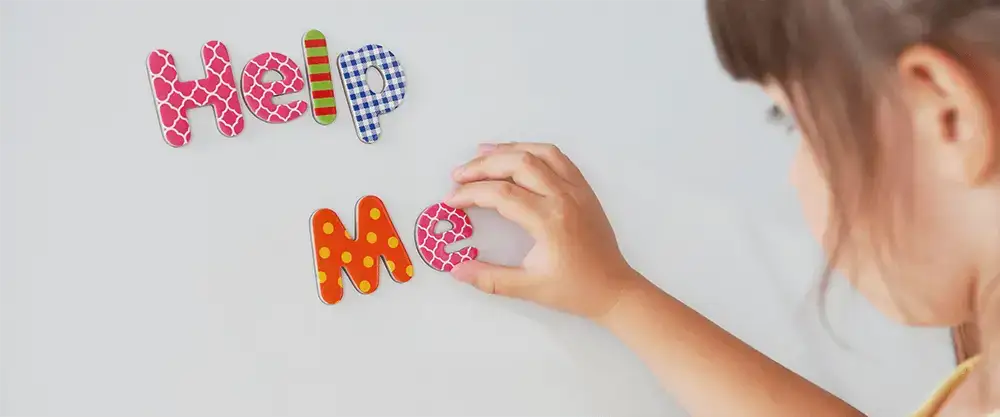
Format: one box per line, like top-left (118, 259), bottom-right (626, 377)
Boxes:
top-left (0, 1), bottom-right (957, 416)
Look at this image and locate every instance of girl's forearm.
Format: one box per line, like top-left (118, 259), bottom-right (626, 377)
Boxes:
top-left (600, 272), bottom-right (864, 417)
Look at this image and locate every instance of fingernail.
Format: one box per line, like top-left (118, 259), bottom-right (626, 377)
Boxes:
top-left (477, 143), bottom-right (497, 155)
top-left (451, 165), bottom-right (465, 179)
top-left (449, 263), bottom-right (474, 283)
top-left (443, 189), bottom-right (455, 203)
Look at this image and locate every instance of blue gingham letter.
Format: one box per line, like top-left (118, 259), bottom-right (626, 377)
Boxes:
top-left (337, 44), bottom-right (407, 144)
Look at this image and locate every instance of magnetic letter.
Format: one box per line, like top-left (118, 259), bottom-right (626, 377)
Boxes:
top-left (240, 52), bottom-right (308, 123)
top-left (302, 29), bottom-right (337, 125)
top-left (337, 44), bottom-right (407, 144)
top-left (146, 41), bottom-right (244, 147)
top-left (310, 196), bottom-right (415, 305)
top-left (414, 203), bottom-right (478, 272)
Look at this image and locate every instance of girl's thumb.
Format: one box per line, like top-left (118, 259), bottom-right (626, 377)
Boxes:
top-left (449, 260), bottom-right (528, 298)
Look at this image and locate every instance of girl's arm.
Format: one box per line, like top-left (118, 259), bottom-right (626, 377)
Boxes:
top-left (603, 274), bottom-right (863, 416)
top-left (446, 142), bottom-right (863, 417)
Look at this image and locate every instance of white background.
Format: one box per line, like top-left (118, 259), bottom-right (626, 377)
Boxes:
top-left (1, 1), bottom-right (958, 416)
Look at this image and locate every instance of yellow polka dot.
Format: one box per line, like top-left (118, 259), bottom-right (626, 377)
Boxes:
top-left (318, 271), bottom-right (327, 284)
top-left (341, 251), bottom-right (352, 263)
top-left (387, 236), bottom-right (399, 249)
top-left (318, 247), bottom-right (330, 259)
top-left (322, 222), bottom-right (334, 235)
top-left (337, 276), bottom-right (343, 288)
top-left (387, 260), bottom-right (396, 272)
top-left (366, 232), bottom-right (377, 244)
top-left (363, 256), bottom-right (374, 268)
top-left (369, 207), bottom-right (381, 220)
top-left (344, 230), bottom-right (351, 239)
top-left (405, 265), bottom-right (414, 277)
top-left (359, 280), bottom-right (371, 293)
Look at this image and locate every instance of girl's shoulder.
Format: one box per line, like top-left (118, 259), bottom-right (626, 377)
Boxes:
top-left (913, 356), bottom-right (982, 416)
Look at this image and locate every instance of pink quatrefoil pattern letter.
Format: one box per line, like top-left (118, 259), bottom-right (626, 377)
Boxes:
top-left (414, 203), bottom-right (478, 272)
top-left (146, 41), bottom-right (244, 147)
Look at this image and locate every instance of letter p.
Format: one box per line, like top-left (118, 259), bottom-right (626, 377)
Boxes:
top-left (337, 44), bottom-right (407, 144)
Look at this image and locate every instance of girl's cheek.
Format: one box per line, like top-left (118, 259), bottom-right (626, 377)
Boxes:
top-left (791, 139), bottom-right (831, 248)
top-left (792, 137), bottom-right (902, 319)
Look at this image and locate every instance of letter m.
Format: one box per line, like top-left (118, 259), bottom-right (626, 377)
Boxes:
top-left (310, 196), bottom-right (414, 304)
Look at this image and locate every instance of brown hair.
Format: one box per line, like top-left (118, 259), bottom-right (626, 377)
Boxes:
top-left (705, 0), bottom-right (1000, 361)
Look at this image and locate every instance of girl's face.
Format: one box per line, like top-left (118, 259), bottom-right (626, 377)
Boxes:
top-left (763, 66), bottom-right (1000, 327)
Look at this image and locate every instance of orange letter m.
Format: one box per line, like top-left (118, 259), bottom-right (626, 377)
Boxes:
top-left (310, 195), bottom-right (414, 304)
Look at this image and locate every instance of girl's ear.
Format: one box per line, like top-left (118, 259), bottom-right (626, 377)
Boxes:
top-left (896, 44), bottom-right (997, 185)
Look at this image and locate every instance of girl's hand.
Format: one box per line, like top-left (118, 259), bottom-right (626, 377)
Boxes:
top-left (445, 144), bottom-right (862, 417)
top-left (445, 142), bottom-right (643, 322)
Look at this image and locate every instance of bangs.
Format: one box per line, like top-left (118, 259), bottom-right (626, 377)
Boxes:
top-left (706, 0), bottom-right (794, 83)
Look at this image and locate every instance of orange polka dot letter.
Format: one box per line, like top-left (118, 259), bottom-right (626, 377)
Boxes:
top-left (310, 196), bottom-right (414, 305)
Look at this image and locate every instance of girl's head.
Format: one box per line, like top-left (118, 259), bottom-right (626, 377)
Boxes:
top-left (706, 0), bottom-right (1000, 327)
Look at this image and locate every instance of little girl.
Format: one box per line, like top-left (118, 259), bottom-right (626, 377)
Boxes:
top-left (443, 1), bottom-right (1000, 416)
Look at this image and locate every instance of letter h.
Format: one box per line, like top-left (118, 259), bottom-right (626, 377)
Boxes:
top-left (146, 41), bottom-right (245, 147)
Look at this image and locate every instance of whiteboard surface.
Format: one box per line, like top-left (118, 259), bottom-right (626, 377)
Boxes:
top-left (0, 2), bottom-right (957, 416)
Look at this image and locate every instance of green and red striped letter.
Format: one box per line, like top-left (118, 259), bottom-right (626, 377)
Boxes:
top-left (302, 29), bottom-right (337, 125)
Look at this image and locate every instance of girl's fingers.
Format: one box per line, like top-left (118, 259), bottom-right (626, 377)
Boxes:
top-left (453, 150), bottom-right (565, 196)
top-left (481, 142), bottom-right (585, 184)
top-left (444, 180), bottom-right (545, 235)
top-left (450, 260), bottom-right (533, 300)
